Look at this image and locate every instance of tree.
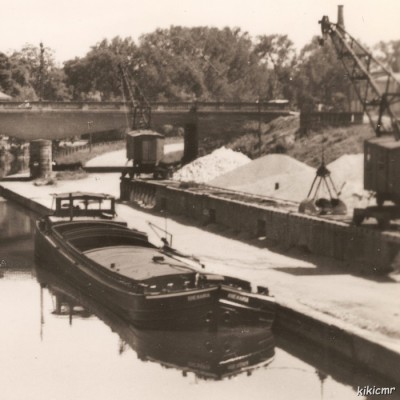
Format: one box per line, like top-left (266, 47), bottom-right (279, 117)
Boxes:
top-left (64, 36), bottom-right (138, 101)
top-left (135, 26), bottom-right (269, 101)
top-left (374, 40), bottom-right (400, 73)
top-left (253, 34), bottom-right (297, 101)
top-left (0, 52), bottom-right (12, 94)
top-left (8, 43), bottom-right (70, 100)
top-left (293, 36), bottom-right (351, 111)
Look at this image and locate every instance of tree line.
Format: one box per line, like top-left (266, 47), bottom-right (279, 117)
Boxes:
top-left (0, 26), bottom-right (398, 110)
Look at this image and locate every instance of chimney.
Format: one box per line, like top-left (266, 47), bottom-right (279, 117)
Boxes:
top-left (337, 5), bottom-right (345, 30)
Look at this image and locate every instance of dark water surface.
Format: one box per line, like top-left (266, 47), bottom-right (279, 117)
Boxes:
top-left (0, 157), bottom-right (28, 178)
top-left (0, 199), bottom-right (397, 400)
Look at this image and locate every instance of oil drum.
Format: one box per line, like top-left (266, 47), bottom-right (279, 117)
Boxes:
top-left (29, 139), bottom-right (52, 179)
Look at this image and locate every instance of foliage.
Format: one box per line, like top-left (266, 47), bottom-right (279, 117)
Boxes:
top-left (374, 40), bottom-right (400, 73)
top-left (64, 37), bottom-right (138, 101)
top-left (3, 44), bottom-right (70, 100)
top-left (0, 52), bottom-right (12, 93)
top-left (1, 29), bottom-right (397, 110)
top-left (292, 36), bottom-right (351, 111)
top-left (133, 26), bottom-right (270, 101)
top-left (253, 34), bottom-right (296, 100)
top-left (226, 115), bottom-right (374, 166)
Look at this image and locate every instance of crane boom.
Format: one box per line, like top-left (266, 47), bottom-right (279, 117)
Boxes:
top-left (319, 7), bottom-right (400, 227)
top-left (118, 63), bottom-right (152, 130)
top-left (319, 10), bottom-right (400, 139)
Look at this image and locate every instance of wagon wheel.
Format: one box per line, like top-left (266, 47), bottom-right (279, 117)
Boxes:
top-left (352, 213), bottom-right (365, 226)
top-left (376, 193), bottom-right (385, 207)
top-left (377, 216), bottom-right (390, 230)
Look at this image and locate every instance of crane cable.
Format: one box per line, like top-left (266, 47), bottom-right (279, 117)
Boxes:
top-left (119, 72), bottom-right (131, 131)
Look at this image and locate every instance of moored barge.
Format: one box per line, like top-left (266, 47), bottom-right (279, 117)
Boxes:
top-left (35, 192), bottom-right (275, 329)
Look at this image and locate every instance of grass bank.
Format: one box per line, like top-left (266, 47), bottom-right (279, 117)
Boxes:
top-left (226, 116), bottom-right (374, 167)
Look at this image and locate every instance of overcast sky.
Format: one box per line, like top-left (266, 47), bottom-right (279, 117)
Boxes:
top-left (1, 0), bottom-right (399, 64)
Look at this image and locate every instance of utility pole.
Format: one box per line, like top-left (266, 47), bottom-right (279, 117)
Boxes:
top-left (87, 121), bottom-right (94, 152)
top-left (39, 42), bottom-right (45, 104)
top-left (257, 96), bottom-right (262, 157)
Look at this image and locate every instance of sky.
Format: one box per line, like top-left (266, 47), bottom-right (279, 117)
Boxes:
top-left (0, 0), bottom-right (399, 65)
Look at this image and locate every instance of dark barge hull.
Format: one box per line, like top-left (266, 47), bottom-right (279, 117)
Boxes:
top-left (35, 220), bottom-right (275, 330)
top-left (35, 227), bottom-right (220, 329)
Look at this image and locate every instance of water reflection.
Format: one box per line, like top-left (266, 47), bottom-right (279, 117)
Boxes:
top-left (0, 198), bottom-right (35, 274)
top-left (0, 154), bottom-right (29, 178)
top-left (0, 197), bottom-right (33, 238)
top-left (36, 265), bottom-right (275, 381)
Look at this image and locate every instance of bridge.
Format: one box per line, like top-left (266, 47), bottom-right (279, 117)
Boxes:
top-left (0, 101), bottom-right (292, 152)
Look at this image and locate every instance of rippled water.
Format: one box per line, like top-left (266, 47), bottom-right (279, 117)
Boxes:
top-left (0, 199), bottom-right (397, 400)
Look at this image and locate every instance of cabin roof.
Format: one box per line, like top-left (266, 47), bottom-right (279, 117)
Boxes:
top-left (127, 130), bottom-right (164, 138)
top-left (51, 192), bottom-right (115, 200)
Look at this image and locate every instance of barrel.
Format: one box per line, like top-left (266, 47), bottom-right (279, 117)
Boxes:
top-left (29, 139), bottom-right (52, 179)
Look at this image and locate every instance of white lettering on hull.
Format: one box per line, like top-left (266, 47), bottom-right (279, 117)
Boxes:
top-left (227, 293), bottom-right (249, 303)
top-left (188, 293), bottom-right (211, 301)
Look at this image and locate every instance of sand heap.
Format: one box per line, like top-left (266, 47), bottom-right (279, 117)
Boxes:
top-left (327, 154), bottom-right (372, 210)
top-left (210, 154), bottom-right (315, 202)
top-left (173, 147), bottom-right (251, 183)
top-left (209, 152), bottom-right (372, 212)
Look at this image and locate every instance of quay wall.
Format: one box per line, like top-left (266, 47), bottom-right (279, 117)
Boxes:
top-left (120, 178), bottom-right (400, 274)
top-left (274, 304), bottom-right (400, 384)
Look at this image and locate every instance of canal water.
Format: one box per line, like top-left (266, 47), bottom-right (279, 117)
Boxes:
top-left (0, 156), bottom-right (28, 179)
top-left (0, 199), bottom-right (397, 400)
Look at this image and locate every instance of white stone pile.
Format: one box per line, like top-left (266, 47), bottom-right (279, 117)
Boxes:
top-left (172, 147), bottom-right (251, 184)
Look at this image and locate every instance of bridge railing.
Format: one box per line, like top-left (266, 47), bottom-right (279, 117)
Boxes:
top-left (0, 101), bottom-right (129, 111)
top-left (0, 100), bottom-right (290, 113)
top-left (54, 140), bottom-right (123, 158)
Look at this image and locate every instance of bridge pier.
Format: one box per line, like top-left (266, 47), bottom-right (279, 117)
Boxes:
top-left (182, 105), bottom-right (198, 164)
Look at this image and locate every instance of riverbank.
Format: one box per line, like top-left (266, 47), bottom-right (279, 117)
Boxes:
top-left (1, 174), bottom-right (400, 384)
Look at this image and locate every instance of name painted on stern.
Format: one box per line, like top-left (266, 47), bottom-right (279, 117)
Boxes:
top-left (188, 293), bottom-right (210, 301)
top-left (227, 293), bottom-right (249, 303)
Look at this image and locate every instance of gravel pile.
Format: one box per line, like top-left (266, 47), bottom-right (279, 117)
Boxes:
top-left (327, 154), bottom-right (372, 210)
top-left (209, 152), bottom-right (372, 211)
top-left (173, 147), bottom-right (250, 183)
top-left (210, 154), bottom-right (315, 202)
